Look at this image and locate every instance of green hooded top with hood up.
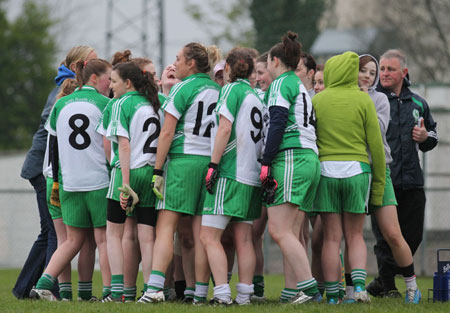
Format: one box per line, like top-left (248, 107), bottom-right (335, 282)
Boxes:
top-left (312, 51), bottom-right (385, 205)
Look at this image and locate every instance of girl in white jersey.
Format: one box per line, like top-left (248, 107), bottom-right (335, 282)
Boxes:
top-left (31, 59), bottom-right (112, 301)
top-left (100, 62), bottom-right (161, 302)
top-left (43, 46), bottom-right (101, 301)
top-left (200, 47), bottom-right (263, 305)
top-left (139, 43), bottom-right (220, 304)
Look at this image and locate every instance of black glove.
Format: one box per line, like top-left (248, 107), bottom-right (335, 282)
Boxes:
top-left (205, 162), bottom-right (219, 194)
top-left (262, 176), bottom-right (278, 205)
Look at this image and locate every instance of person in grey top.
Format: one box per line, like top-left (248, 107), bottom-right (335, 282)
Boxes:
top-left (12, 86), bottom-right (61, 299)
top-left (12, 45), bottom-right (96, 299)
top-left (358, 54), bottom-right (421, 304)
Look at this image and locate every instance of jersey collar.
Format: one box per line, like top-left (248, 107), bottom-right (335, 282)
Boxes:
top-left (79, 85), bottom-right (98, 92)
top-left (182, 72), bottom-right (210, 81)
top-left (276, 71), bottom-right (296, 80)
top-left (236, 78), bottom-right (251, 85)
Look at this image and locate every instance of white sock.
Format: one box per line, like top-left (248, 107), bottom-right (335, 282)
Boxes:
top-left (194, 282), bottom-right (209, 301)
top-left (147, 272), bottom-right (165, 292)
top-left (235, 283), bottom-right (253, 304)
top-left (346, 285), bottom-right (354, 299)
top-left (213, 284), bottom-right (231, 302)
top-left (404, 275), bottom-right (418, 289)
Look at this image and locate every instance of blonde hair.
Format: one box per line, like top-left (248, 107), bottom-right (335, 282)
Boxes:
top-left (63, 45), bottom-right (95, 69)
top-left (56, 78), bottom-right (78, 100)
top-left (206, 45), bottom-right (222, 78)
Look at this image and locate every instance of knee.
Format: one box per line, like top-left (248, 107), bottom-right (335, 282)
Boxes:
top-left (268, 222), bottom-right (285, 244)
top-left (179, 233), bottom-right (194, 250)
top-left (199, 230), bottom-right (211, 248)
top-left (383, 230), bottom-right (404, 248)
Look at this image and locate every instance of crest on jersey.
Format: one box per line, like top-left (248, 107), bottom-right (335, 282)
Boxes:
top-left (412, 108), bottom-right (419, 122)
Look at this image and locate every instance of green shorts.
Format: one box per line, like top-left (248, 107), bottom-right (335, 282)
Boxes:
top-left (107, 165), bottom-right (156, 208)
top-left (368, 167), bottom-right (397, 214)
top-left (156, 154), bottom-right (209, 215)
top-left (203, 177), bottom-right (262, 220)
top-left (268, 149), bottom-right (321, 212)
top-left (60, 187), bottom-right (108, 228)
top-left (46, 177), bottom-right (62, 220)
top-left (314, 173), bottom-right (371, 214)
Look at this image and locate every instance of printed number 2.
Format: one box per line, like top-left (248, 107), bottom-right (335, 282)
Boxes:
top-left (143, 117), bottom-right (161, 154)
top-left (250, 107), bottom-right (263, 143)
top-left (68, 114), bottom-right (91, 150)
top-left (193, 101), bottom-right (217, 138)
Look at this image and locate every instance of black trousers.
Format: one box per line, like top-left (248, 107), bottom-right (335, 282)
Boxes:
top-left (371, 188), bottom-right (426, 278)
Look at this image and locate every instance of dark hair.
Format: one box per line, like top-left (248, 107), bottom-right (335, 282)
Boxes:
top-left (242, 47), bottom-right (259, 59)
top-left (316, 64), bottom-right (324, 72)
top-left (226, 48), bottom-right (254, 82)
top-left (300, 52), bottom-right (316, 73)
top-left (256, 52), bottom-right (269, 66)
top-left (183, 42), bottom-right (211, 73)
top-left (269, 31), bottom-right (302, 70)
top-left (75, 59), bottom-right (111, 87)
top-left (112, 49), bottom-right (132, 66)
top-left (359, 55), bottom-right (374, 70)
top-left (113, 62), bottom-right (160, 116)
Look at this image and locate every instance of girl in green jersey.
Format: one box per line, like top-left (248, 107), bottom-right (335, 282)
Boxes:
top-left (140, 43), bottom-right (220, 304)
top-left (260, 31), bottom-right (321, 304)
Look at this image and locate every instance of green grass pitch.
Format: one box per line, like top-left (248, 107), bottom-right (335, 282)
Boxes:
top-left (1, 269), bottom-right (449, 312)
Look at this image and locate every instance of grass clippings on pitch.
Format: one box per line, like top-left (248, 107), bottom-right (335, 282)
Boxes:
top-left (1, 269), bottom-right (448, 313)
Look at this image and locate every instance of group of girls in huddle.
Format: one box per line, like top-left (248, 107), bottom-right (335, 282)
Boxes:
top-left (29, 29), bottom-right (420, 306)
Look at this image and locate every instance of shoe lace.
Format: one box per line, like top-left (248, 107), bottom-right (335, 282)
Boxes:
top-left (407, 288), bottom-right (415, 301)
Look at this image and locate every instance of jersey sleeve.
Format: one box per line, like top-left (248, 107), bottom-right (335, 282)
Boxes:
top-left (44, 102), bottom-right (59, 136)
top-left (267, 78), bottom-right (293, 110)
top-left (107, 99), bottom-right (131, 142)
top-left (163, 82), bottom-right (189, 120)
top-left (96, 100), bottom-right (113, 136)
top-left (216, 83), bottom-right (239, 124)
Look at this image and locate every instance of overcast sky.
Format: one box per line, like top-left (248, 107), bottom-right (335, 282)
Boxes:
top-left (5, 0), bottom-right (215, 76)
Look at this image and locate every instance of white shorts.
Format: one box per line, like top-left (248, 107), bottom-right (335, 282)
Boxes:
top-left (201, 214), bottom-right (253, 230)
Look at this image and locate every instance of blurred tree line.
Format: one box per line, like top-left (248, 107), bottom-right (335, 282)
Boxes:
top-left (185, 0), bottom-right (449, 83)
top-left (0, 0), bottom-right (56, 151)
top-left (185, 0), bottom-right (329, 54)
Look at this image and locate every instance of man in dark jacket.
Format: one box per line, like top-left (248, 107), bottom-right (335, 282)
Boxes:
top-left (367, 49), bottom-right (438, 297)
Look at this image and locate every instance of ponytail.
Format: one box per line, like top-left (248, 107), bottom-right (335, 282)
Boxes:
top-left (112, 49), bottom-right (132, 66)
top-left (113, 62), bottom-right (160, 117)
top-left (75, 59), bottom-right (111, 87)
top-left (269, 31), bottom-right (302, 70)
top-left (226, 47), bottom-right (254, 83)
top-left (184, 42), bottom-right (211, 73)
top-left (56, 78), bottom-right (78, 100)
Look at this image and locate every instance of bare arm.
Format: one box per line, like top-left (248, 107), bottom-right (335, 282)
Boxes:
top-left (118, 136), bottom-right (131, 185)
top-left (103, 136), bottom-right (111, 164)
top-left (211, 115), bottom-right (232, 164)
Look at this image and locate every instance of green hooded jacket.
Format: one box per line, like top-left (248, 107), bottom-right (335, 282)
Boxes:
top-left (312, 51), bottom-right (385, 205)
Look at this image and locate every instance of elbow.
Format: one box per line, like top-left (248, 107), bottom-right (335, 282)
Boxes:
top-left (219, 124), bottom-right (232, 137)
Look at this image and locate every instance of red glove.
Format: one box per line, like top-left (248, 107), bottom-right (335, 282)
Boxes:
top-left (260, 164), bottom-right (271, 185)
